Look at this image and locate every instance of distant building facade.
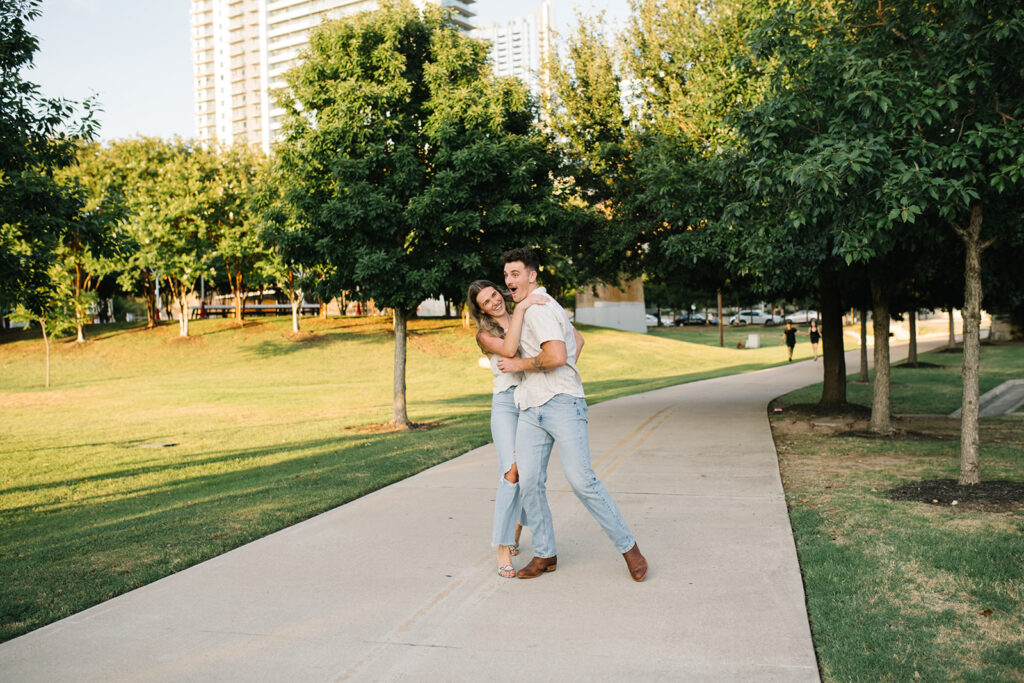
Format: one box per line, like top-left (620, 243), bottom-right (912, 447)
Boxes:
top-left (574, 279), bottom-right (647, 334)
top-left (470, 0), bottom-right (553, 99)
top-left (191, 0), bottom-right (477, 153)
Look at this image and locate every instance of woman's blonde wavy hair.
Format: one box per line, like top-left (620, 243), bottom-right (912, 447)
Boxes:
top-left (466, 279), bottom-right (513, 346)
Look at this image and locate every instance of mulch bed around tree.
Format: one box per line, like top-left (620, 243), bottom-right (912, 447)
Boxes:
top-left (283, 331), bottom-right (323, 343)
top-left (887, 479), bottom-right (1024, 513)
top-left (844, 428), bottom-right (956, 441)
top-left (346, 420), bottom-right (442, 434)
top-left (769, 401), bottom-right (871, 419)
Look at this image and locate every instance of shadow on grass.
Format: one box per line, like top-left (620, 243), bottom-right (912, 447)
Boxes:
top-left (0, 435), bottom-right (354, 502)
top-left (243, 329), bottom-right (375, 357)
top-left (0, 412), bottom-right (493, 641)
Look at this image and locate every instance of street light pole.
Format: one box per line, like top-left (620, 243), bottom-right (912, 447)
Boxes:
top-left (717, 288), bottom-right (724, 347)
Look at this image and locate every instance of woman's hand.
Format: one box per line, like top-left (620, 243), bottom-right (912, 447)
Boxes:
top-left (496, 293), bottom-right (550, 359)
top-left (518, 292), bottom-right (549, 310)
top-left (496, 356), bottom-right (525, 373)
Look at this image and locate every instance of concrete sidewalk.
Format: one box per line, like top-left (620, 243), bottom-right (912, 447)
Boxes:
top-left (3, 340), bottom-right (938, 681)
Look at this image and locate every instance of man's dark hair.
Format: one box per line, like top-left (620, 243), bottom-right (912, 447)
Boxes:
top-left (501, 247), bottom-right (540, 272)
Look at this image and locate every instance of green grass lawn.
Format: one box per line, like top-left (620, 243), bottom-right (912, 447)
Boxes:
top-left (779, 343), bottom-right (1024, 415)
top-left (0, 314), bottom-right (794, 642)
top-left (772, 343), bottom-right (1024, 681)
top-left (648, 321), bottom-right (807, 349)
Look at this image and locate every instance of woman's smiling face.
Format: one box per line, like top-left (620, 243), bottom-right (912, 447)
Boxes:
top-left (475, 286), bottom-right (507, 319)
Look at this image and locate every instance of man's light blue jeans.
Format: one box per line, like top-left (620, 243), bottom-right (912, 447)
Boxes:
top-left (515, 393), bottom-right (635, 558)
top-left (491, 388), bottom-right (527, 546)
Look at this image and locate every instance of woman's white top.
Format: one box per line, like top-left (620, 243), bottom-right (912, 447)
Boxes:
top-left (489, 353), bottom-right (522, 394)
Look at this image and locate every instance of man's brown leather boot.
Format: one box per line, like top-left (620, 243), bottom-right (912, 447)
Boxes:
top-left (516, 555), bottom-right (557, 579)
top-left (623, 543), bottom-right (648, 582)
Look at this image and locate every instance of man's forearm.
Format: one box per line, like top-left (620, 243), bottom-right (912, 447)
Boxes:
top-left (519, 346), bottom-right (566, 373)
top-left (523, 354), bottom-right (551, 372)
top-left (496, 341), bottom-right (567, 374)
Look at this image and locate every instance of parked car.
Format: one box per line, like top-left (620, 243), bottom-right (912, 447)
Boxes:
top-left (728, 310), bottom-right (783, 326)
top-left (646, 313), bottom-right (674, 326)
top-left (674, 312), bottom-right (718, 326)
top-left (785, 309), bottom-right (819, 324)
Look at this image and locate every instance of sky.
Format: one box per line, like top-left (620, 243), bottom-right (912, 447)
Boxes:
top-left (28, 0), bottom-right (631, 143)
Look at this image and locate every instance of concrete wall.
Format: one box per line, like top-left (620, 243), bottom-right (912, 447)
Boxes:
top-left (574, 279), bottom-right (646, 334)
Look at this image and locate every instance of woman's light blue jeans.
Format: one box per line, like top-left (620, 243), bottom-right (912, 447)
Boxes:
top-left (491, 388), bottom-right (527, 547)
top-left (515, 394), bottom-right (635, 558)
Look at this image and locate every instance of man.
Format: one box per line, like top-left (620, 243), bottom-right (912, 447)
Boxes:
top-left (496, 248), bottom-right (648, 581)
top-left (783, 320), bottom-right (800, 362)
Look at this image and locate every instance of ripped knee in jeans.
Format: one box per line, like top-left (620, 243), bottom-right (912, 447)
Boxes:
top-left (503, 461), bottom-right (519, 484)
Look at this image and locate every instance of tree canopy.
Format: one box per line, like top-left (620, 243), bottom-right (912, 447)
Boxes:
top-left (273, 0), bottom-right (558, 426)
top-left (1, 0), bottom-right (98, 316)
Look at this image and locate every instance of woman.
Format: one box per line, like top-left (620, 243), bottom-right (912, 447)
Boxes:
top-left (466, 280), bottom-right (546, 577)
top-left (808, 319), bottom-right (821, 361)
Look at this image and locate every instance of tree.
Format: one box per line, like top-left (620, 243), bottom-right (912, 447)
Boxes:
top-left (618, 0), bottom-right (777, 348)
top-left (206, 144), bottom-right (269, 324)
top-left (724, 0), bottom-right (917, 416)
top-left (86, 137), bottom-right (181, 328)
top-left (57, 141), bottom-right (128, 341)
top-left (9, 263), bottom-right (74, 387)
top-left (872, 0), bottom-right (1024, 482)
top-left (275, 1), bottom-right (557, 427)
top-left (1, 0), bottom-right (98, 332)
top-left (255, 161), bottom-right (326, 334)
top-left (138, 141), bottom-right (219, 337)
top-left (544, 12), bottom-right (644, 286)
top-left (730, 0), bottom-right (1024, 471)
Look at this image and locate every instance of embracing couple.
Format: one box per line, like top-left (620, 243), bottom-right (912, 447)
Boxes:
top-left (467, 248), bottom-right (649, 582)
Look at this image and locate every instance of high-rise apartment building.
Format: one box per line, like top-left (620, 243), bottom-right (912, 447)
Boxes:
top-left (191, 0), bottom-right (476, 152)
top-left (470, 0), bottom-right (553, 99)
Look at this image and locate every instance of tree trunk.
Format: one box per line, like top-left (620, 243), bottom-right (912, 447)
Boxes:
top-left (230, 265), bottom-right (245, 324)
top-left (41, 318), bottom-right (50, 389)
top-left (391, 308), bottom-right (411, 428)
top-left (288, 269), bottom-right (300, 333)
top-left (954, 204), bottom-right (988, 485)
top-left (143, 269), bottom-right (159, 327)
top-left (869, 279), bottom-right (893, 434)
top-left (948, 308), bottom-right (957, 347)
top-left (179, 291), bottom-right (190, 337)
top-left (168, 278), bottom-right (190, 337)
top-left (74, 263), bottom-right (86, 342)
top-left (907, 310), bottom-right (918, 367)
top-left (859, 308), bottom-right (869, 382)
top-left (818, 274), bottom-right (847, 407)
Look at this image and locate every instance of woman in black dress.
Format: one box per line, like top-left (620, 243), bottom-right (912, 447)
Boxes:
top-left (808, 319), bottom-right (821, 361)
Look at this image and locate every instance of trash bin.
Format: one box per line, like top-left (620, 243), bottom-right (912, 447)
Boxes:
top-left (746, 333), bottom-right (761, 349)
